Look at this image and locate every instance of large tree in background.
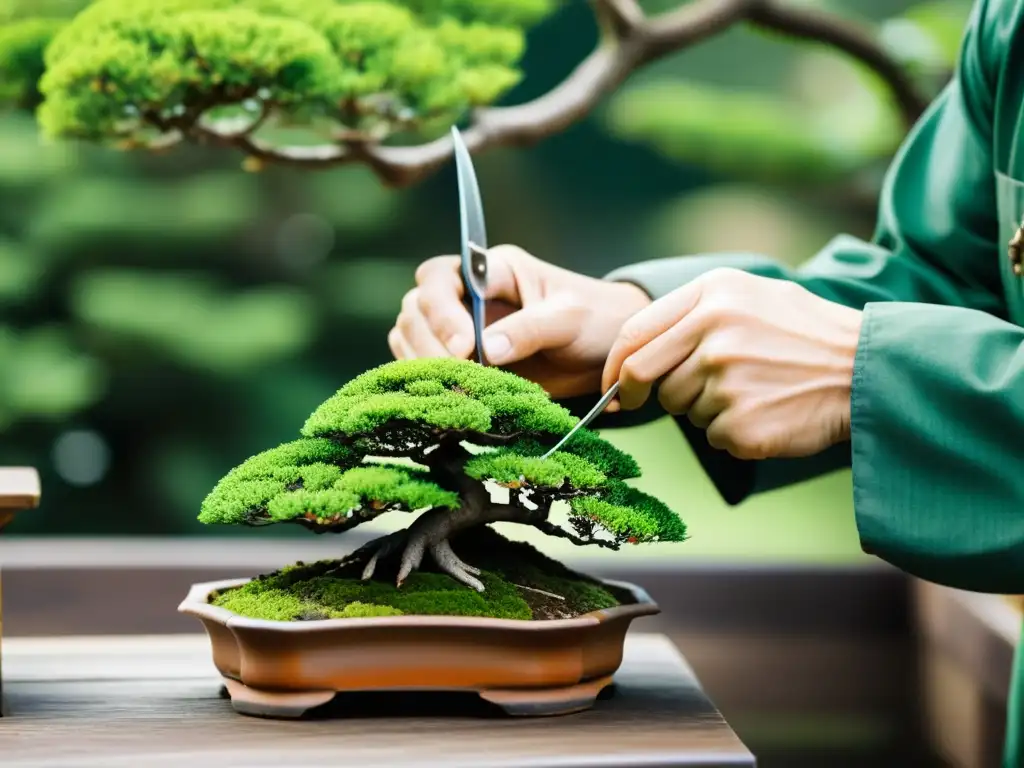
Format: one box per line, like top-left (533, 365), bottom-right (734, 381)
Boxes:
top-left (0, 0), bottom-right (973, 534)
top-left (1, 0), bottom-right (968, 190)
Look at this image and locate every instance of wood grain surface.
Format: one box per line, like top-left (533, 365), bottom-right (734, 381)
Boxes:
top-left (913, 580), bottom-right (1020, 767)
top-left (1, 632), bottom-right (753, 768)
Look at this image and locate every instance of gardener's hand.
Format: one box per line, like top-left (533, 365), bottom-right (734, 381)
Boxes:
top-left (392, 245), bottom-right (651, 398)
top-left (601, 268), bottom-right (863, 460)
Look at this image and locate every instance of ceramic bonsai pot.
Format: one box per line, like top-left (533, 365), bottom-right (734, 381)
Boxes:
top-left (179, 576), bottom-right (659, 719)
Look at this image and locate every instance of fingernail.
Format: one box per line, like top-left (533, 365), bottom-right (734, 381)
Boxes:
top-left (483, 332), bottom-right (512, 364)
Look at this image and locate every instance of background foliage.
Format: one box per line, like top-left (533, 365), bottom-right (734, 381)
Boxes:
top-left (0, 0), bottom-right (972, 562)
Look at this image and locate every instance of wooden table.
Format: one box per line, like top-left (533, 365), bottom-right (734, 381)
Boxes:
top-left (913, 580), bottom-right (1020, 767)
top-left (1, 632), bottom-right (754, 768)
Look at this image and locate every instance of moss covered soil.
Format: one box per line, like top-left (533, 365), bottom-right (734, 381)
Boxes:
top-left (211, 526), bottom-right (631, 622)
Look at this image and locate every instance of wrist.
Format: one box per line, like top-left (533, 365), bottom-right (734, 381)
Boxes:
top-left (830, 304), bottom-right (863, 442)
top-left (610, 280), bottom-right (653, 316)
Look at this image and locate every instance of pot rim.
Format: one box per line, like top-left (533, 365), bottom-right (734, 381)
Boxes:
top-left (178, 575), bottom-right (659, 632)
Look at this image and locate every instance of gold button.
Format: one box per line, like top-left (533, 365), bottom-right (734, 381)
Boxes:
top-left (1009, 222), bottom-right (1024, 275)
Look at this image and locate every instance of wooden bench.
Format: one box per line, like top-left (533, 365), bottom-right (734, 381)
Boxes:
top-left (3, 632), bottom-right (755, 768)
top-left (914, 580), bottom-right (1020, 768)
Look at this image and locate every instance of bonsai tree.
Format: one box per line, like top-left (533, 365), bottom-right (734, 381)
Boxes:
top-left (199, 358), bottom-right (686, 593)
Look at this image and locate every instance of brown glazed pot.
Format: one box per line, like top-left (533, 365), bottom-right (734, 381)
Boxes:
top-left (178, 576), bottom-right (659, 719)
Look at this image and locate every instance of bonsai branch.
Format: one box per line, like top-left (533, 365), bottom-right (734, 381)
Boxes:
top-left (533, 520), bottom-right (620, 551)
top-left (132, 0), bottom-right (927, 185)
top-left (745, 0), bottom-right (928, 125)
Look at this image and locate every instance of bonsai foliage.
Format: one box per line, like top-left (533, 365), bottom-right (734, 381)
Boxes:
top-left (2, 0), bottom-right (942, 187)
top-left (201, 358), bottom-right (687, 591)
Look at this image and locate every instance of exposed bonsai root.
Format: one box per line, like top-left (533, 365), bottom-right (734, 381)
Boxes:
top-left (356, 529), bottom-right (407, 581)
top-left (352, 519), bottom-right (485, 592)
top-left (428, 538), bottom-right (484, 592)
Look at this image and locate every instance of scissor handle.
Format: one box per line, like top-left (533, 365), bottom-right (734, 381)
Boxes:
top-left (462, 241), bottom-right (489, 365)
top-left (470, 294), bottom-right (487, 365)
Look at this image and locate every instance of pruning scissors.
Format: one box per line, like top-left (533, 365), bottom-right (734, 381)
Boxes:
top-left (450, 126), bottom-right (620, 456)
top-left (451, 127), bottom-right (490, 366)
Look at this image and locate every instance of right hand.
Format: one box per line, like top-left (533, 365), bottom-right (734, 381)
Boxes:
top-left (390, 244), bottom-right (652, 399)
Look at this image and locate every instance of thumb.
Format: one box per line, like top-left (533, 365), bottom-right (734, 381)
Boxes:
top-left (481, 294), bottom-right (586, 366)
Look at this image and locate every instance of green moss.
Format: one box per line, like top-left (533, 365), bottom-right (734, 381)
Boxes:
top-left (216, 569), bottom-right (532, 620)
top-left (301, 359), bottom-right (577, 442)
top-left (464, 449), bottom-right (606, 489)
top-left (211, 527), bottom-right (624, 621)
top-left (570, 480), bottom-right (688, 544)
top-left (213, 587), bottom-right (406, 620)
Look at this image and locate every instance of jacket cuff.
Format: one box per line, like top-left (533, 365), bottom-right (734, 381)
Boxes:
top-left (604, 252), bottom-right (791, 300)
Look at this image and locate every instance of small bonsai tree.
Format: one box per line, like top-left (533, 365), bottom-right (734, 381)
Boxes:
top-left (200, 358), bottom-right (686, 592)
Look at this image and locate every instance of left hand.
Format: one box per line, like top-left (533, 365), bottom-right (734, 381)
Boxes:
top-left (601, 268), bottom-right (863, 460)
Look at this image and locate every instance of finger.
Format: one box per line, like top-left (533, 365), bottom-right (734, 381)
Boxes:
top-left (601, 281), bottom-right (704, 396)
top-left (685, 375), bottom-right (726, 429)
top-left (705, 414), bottom-right (732, 454)
top-left (480, 293), bottom-right (587, 366)
top-left (400, 290), bottom-right (455, 358)
top-left (388, 327), bottom-right (413, 360)
top-left (415, 246), bottom-right (537, 358)
top-left (412, 263), bottom-right (476, 357)
top-left (609, 295), bottom-right (707, 412)
top-left (706, 411), bottom-right (765, 460)
top-left (417, 247), bottom-right (532, 304)
top-left (482, 244), bottom-right (544, 305)
top-left (656, 354), bottom-right (706, 416)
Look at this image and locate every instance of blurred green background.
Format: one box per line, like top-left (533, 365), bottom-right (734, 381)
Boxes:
top-left (0, 0), bottom-right (971, 564)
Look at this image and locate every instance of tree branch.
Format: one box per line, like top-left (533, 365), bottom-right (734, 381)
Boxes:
top-left (150, 0), bottom-right (928, 185)
top-left (533, 519), bottom-right (620, 550)
top-left (163, 0), bottom-right (760, 182)
top-left (744, 0), bottom-right (929, 127)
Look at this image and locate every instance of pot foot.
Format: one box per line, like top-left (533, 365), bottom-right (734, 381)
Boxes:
top-left (479, 674), bottom-right (615, 716)
top-left (221, 678), bottom-right (335, 718)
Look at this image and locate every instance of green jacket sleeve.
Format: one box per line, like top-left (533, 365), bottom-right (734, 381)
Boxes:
top-left (578, 0), bottom-right (1024, 592)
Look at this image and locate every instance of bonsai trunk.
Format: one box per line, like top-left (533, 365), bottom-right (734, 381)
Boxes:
top-left (352, 445), bottom-right (542, 591)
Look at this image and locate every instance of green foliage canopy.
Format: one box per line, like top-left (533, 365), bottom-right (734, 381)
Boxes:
top-left (200, 359), bottom-right (687, 548)
top-left (0, 0), bottom-right (554, 148)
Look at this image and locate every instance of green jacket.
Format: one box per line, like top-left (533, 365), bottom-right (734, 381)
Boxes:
top-left (580, 0), bottom-right (1024, 762)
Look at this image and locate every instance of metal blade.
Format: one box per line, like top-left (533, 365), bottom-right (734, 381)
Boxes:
top-left (452, 127), bottom-right (489, 364)
top-left (540, 382), bottom-right (621, 459)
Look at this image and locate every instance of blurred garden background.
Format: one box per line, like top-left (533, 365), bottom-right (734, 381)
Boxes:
top-left (0, 0), bottom-right (970, 563)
